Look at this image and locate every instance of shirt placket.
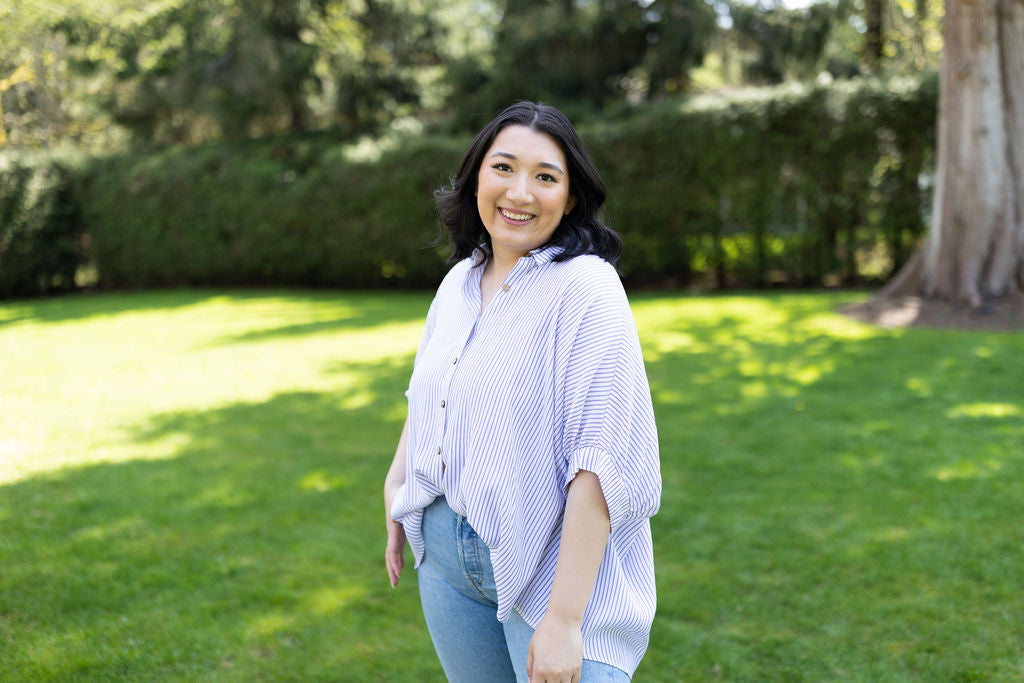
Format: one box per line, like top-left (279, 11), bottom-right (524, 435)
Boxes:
top-left (434, 328), bottom-right (466, 483)
top-left (433, 256), bottom-right (538, 491)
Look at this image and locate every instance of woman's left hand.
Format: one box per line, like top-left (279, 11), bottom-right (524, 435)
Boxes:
top-left (526, 614), bottom-right (583, 683)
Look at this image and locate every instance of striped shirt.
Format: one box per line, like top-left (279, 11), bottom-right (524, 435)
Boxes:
top-left (391, 243), bottom-right (661, 676)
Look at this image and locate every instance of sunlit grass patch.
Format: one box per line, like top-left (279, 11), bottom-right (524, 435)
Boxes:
top-left (2, 289), bottom-right (1023, 681)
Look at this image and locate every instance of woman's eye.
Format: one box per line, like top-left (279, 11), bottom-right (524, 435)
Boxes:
top-left (492, 163), bottom-right (513, 172)
top-left (538, 173), bottom-right (557, 183)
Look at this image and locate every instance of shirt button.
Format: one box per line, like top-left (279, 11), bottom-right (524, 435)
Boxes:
top-left (440, 400), bottom-right (446, 408)
top-left (436, 446), bottom-right (441, 455)
top-left (452, 357), bottom-right (458, 365)
top-left (501, 284), bottom-right (510, 292)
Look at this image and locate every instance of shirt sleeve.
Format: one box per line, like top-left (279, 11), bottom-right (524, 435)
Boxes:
top-left (556, 275), bottom-right (661, 541)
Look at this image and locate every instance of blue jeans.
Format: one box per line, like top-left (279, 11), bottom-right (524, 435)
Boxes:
top-left (417, 496), bottom-right (630, 683)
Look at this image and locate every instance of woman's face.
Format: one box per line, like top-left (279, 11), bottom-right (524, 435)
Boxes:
top-left (476, 125), bottom-right (575, 263)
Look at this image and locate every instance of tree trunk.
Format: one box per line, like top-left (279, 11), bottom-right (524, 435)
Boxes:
top-left (865, 0), bottom-right (886, 71)
top-left (883, 0), bottom-right (1024, 308)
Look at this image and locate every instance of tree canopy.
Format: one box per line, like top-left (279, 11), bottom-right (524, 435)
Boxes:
top-left (2, 0), bottom-right (943, 148)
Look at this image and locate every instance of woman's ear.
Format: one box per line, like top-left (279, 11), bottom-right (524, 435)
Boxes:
top-left (565, 196), bottom-right (576, 215)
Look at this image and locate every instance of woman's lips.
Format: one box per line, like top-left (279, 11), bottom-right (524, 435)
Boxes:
top-left (499, 207), bottom-right (535, 225)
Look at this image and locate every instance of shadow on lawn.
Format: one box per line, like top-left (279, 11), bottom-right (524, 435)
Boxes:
top-left (0, 288), bottom-right (430, 332)
top-left (0, 356), bottom-right (443, 680)
top-left (0, 290), bottom-right (227, 327)
top-left (210, 292), bottom-right (430, 346)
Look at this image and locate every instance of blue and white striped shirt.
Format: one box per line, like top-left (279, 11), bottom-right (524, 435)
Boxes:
top-left (391, 244), bottom-right (661, 676)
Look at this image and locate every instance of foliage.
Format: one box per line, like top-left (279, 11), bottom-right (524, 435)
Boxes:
top-left (0, 73), bottom-right (937, 296)
top-left (597, 71), bottom-right (938, 288)
top-left (825, 0), bottom-right (944, 76)
top-left (2, 290), bottom-right (1023, 680)
top-left (2, 0), bottom-right (944, 148)
top-left (444, 0), bottom-right (718, 127)
top-left (0, 151), bottom-right (87, 298)
top-left (78, 131), bottom-right (464, 289)
top-left (46, 0), bottom-right (454, 144)
top-left (726, 0), bottom-right (841, 84)
top-left (882, 0), bottom-right (945, 72)
top-left (0, 0), bottom-right (119, 147)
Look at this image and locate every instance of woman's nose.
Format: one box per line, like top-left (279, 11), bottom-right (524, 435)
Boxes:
top-left (506, 173), bottom-right (531, 203)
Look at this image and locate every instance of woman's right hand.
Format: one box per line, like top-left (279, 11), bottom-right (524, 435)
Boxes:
top-left (384, 418), bottom-right (410, 587)
top-left (385, 513), bottom-right (407, 587)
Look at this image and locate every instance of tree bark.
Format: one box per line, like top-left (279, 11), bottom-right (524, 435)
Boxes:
top-left (865, 0), bottom-right (886, 71)
top-left (882, 0), bottom-right (1024, 307)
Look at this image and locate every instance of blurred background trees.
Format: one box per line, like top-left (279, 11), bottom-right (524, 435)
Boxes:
top-left (2, 0), bottom-right (956, 299)
top-left (2, 0), bottom-right (943, 148)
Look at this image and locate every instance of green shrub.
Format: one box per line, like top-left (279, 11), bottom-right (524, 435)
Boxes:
top-left (0, 152), bottom-right (86, 298)
top-left (594, 73), bottom-right (937, 287)
top-left (4, 73), bottom-right (937, 295)
top-left (80, 135), bottom-right (465, 290)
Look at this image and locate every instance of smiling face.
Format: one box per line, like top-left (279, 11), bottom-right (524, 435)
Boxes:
top-left (475, 125), bottom-right (575, 264)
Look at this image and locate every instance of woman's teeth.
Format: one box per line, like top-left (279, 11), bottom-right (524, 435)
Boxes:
top-left (500, 208), bottom-right (534, 221)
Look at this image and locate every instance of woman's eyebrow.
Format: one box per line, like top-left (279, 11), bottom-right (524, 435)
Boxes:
top-left (490, 151), bottom-right (565, 175)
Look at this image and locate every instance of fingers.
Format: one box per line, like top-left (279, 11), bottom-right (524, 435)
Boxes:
top-left (385, 517), bottom-right (407, 587)
top-left (385, 556), bottom-right (398, 587)
top-left (385, 544), bottom-right (405, 587)
top-left (528, 668), bottom-right (580, 683)
top-left (529, 669), bottom-right (581, 683)
top-left (527, 635), bottom-right (583, 682)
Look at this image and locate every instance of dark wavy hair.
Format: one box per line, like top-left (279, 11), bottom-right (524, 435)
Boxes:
top-left (435, 101), bottom-right (622, 265)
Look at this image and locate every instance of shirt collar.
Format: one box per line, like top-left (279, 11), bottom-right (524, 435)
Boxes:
top-left (526, 243), bottom-right (563, 266)
top-left (469, 242), bottom-right (564, 269)
top-left (470, 244), bottom-right (491, 267)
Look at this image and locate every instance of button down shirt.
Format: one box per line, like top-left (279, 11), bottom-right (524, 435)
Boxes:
top-left (391, 244), bottom-right (661, 676)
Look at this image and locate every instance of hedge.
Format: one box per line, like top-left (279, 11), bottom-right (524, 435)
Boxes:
top-left (593, 72), bottom-right (937, 287)
top-left (0, 73), bottom-right (937, 297)
top-left (0, 151), bottom-right (86, 298)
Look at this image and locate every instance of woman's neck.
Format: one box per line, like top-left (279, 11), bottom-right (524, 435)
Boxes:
top-left (486, 253), bottom-right (518, 282)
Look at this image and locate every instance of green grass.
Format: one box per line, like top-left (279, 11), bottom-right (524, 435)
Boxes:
top-left (1, 289), bottom-right (1022, 681)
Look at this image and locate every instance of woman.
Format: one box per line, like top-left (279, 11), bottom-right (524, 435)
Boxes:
top-left (384, 101), bottom-right (661, 683)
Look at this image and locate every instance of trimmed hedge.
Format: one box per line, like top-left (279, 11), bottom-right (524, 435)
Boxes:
top-left (594, 73), bottom-right (937, 287)
top-left (0, 152), bottom-right (86, 298)
top-left (0, 73), bottom-right (937, 296)
top-left (79, 135), bottom-right (465, 290)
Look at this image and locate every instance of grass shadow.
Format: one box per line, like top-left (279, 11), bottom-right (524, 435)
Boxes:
top-left (0, 288), bottom-right (429, 331)
top-left (0, 356), bottom-right (443, 681)
top-left (209, 292), bottom-right (430, 346)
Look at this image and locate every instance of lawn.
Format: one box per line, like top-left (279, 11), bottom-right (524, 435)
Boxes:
top-left (1, 289), bottom-right (1021, 681)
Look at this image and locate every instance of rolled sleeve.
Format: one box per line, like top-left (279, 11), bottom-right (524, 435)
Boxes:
top-left (556, 271), bottom-right (661, 538)
top-left (562, 446), bottom-right (631, 530)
